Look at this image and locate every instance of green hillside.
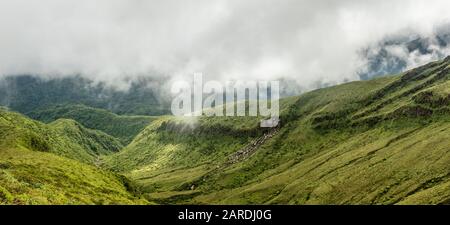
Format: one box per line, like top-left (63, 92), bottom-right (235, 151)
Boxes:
top-left (0, 147), bottom-right (146, 204)
top-left (0, 108), bottom-right (146, 204)
top-left (0, 108), bottom-right (122, 164)
top-left (28, 104), bottom-right (157, 144)
top-left (1, 57), bottom-right (450, 205)
top-left (104, 56), bottom-right (450, 204)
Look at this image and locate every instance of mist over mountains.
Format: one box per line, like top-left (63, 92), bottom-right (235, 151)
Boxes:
top-left (2, 26), bottom-right (450, 115)
top-left (0, 75), bottom-right (171, 116)
top-left (2, 1), bottom-right (450, 87)
top-left (1, 1), bottom-right (450, 115)
top-left (359, 25), bottom-right (450, 80)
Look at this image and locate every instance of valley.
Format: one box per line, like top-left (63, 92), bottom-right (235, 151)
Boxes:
top-left (1, 57), bottom-right (450, 205)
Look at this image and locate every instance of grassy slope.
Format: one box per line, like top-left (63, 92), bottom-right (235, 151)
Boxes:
top-left (0, 109), bottom-right (146, 204)
top-left (0, 109), bottom-right (122, 164)
top-left (0, 147), bottom-right (145, 204)
top-left (27, 104), bottom-right (157, 144)
top-left (105, 57), bottom-right (450, 204)
top-left (194, 121), bottom-right (450, 204)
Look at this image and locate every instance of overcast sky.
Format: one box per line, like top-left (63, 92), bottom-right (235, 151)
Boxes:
top-left (1, 0), bottom-right (450, 88)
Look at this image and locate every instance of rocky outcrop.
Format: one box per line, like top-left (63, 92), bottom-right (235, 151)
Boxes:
top-left (227, 126), bottom-right (280, 164)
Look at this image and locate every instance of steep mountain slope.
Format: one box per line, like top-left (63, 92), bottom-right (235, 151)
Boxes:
top-left (105, 57), bottom-right (450, 204)
top-left (194, 122), bottom-right (450, 204)
top-left (28, 104), bottom-right (157, 144)
top-left (0, 109), bottom-right (145, 204)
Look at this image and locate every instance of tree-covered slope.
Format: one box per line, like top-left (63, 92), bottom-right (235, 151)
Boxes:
top-left (28, 104), bottom-right (157, 144)
top-left (105, 57), bottom-right (450, 204)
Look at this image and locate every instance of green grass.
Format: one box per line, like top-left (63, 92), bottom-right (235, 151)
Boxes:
top-left (189, 120), bottom-right (449, 204)
top-left (0, 147), bottom-right (147, 204)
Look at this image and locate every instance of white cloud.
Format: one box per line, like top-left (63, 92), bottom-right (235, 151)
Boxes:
top-left (0, 0), bottom-right (450, 88)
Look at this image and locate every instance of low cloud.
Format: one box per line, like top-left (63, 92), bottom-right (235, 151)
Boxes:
top-left (359, 25), bottom-right (450, 79)
top-left (1, 0), bottom-right (450, 89)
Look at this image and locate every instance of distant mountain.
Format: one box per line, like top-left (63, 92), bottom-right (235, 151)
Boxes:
top-left (0, 75), bottom-right (171, 116)
top-left (359, 26), bottom-right (450, 80)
